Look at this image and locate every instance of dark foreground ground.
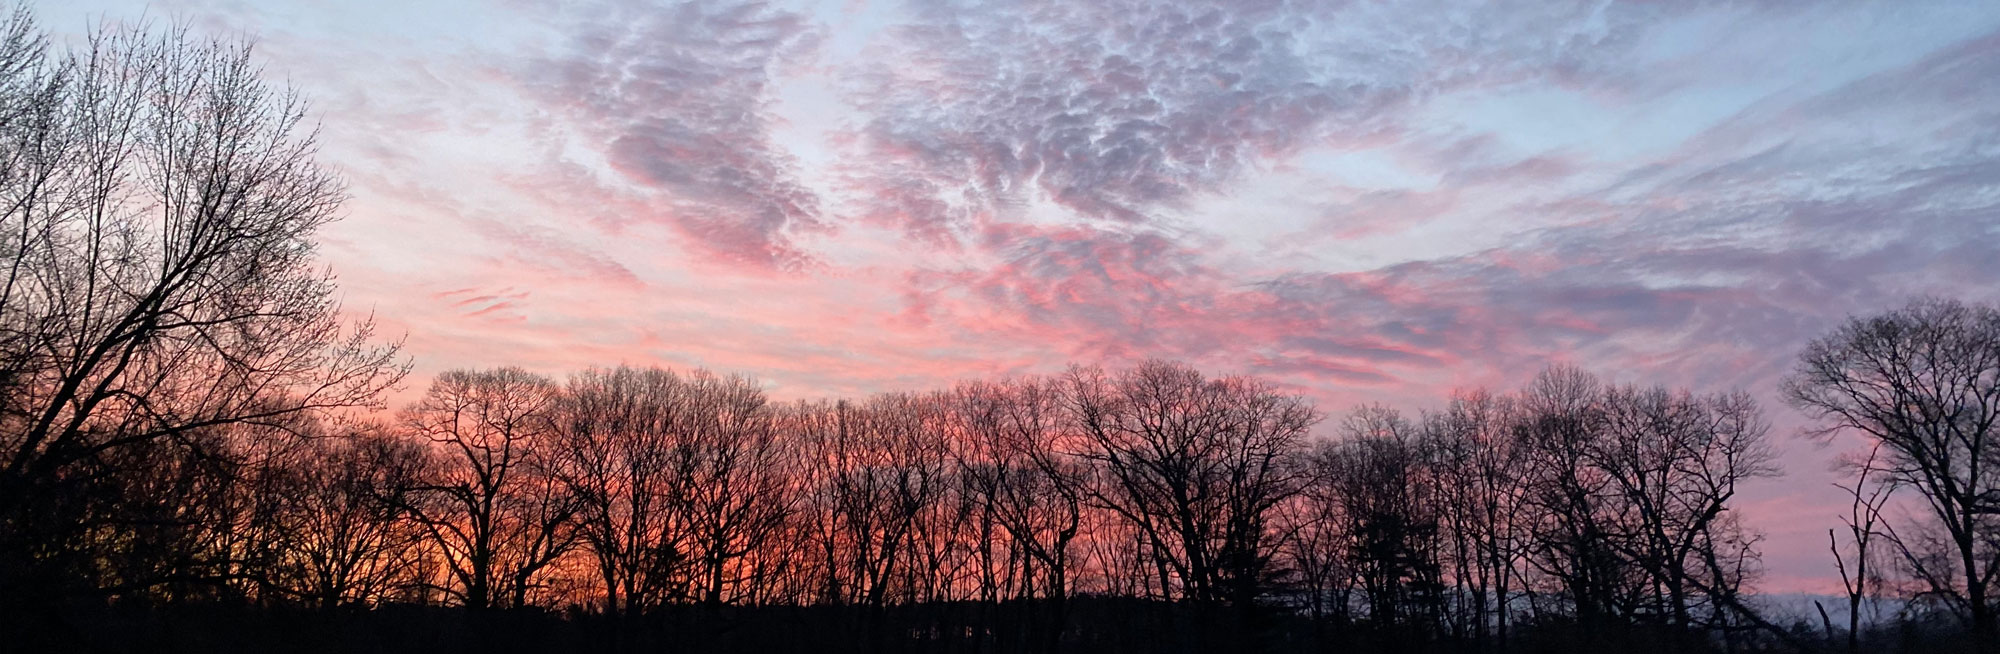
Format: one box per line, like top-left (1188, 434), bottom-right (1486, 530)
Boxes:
top-left (2, 597), bottom-right (1978, 654)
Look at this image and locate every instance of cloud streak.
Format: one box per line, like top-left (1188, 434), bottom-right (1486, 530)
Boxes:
top-left (524, 0), bottom-right (825, 271)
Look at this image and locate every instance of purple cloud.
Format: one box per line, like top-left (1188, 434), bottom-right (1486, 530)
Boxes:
top-left (522, 0), bottom-right (824, 271)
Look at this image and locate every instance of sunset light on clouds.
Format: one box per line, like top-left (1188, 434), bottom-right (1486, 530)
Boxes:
top-left (39, 0), bottom-right (2000, 595)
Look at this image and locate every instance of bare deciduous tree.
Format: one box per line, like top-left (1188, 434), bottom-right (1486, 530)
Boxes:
top-left (1319, 405), bottom-right (1443, 628)
top-left (1427, 389), bottom-right (1529, 644)
top-left (681, 369), bottom-right (795, 608)
top-left (1513, 365), bottom-right (1630, 627)
top-left (398, 368), bottom-right (578, 610)
top-left (1786, 297), bottom-right (2000, 647)
top-left (1592, 384), bottom-right (1777, 631)
top-left (551, 365), bottom-right (692, 615)
top-left (954, 376), bottom-right (1087, 650)
top-left (256, 421), bottom-right (428, 607)
top-left (0, 11), bottom-right (403, 604)
top-left (1823, 442), bottom-right (1892, 654)
top-left (1062, 360), bottom-right (1318, 608)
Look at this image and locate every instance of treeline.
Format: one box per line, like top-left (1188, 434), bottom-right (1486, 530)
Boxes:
top-left (3, 7), bottom-right (2000, 654)
top-left (12, 351), bottom-right (1798, 654)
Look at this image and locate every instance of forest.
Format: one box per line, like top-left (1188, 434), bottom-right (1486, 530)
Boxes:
top-left (2, 8), bottom-right (1997, 654)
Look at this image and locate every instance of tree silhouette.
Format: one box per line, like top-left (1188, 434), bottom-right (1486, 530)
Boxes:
top-left (1788, 297), bottom-right (2000, 649)
top-left (0, 9), bottom-right (403, 611)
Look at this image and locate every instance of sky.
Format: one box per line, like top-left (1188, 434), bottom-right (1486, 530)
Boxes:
top-left (36, 0), bottom-right (2000, 595)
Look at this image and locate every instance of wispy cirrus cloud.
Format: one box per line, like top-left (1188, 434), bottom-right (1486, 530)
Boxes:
top-left (833, 0), bottom-right (1679, 244)
top-left (522, 0), bottom-right (825, 272)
